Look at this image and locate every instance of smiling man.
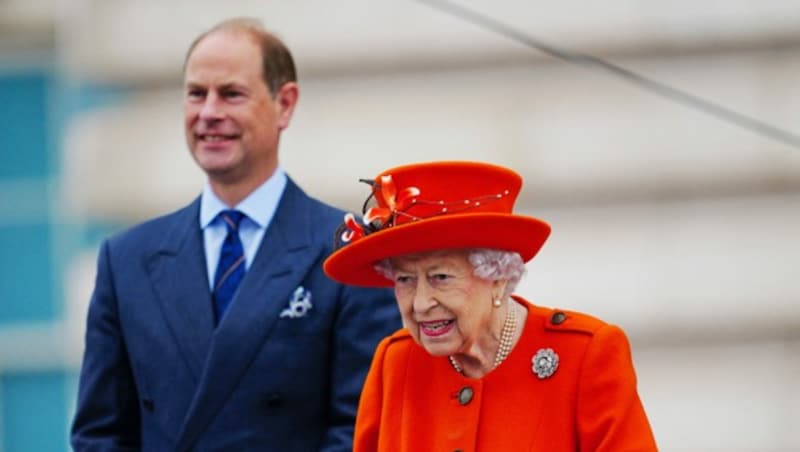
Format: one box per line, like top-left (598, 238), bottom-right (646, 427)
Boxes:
top-left (183, 24), bottom-right (292, 206)
top-left (71, 18), bottom-right (400, 451)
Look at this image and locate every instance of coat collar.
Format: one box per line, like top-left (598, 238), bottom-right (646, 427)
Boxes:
top-left (146, 197), bottom-right (213, 381)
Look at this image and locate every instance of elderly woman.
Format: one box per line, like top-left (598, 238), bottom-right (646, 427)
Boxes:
top-left (324, 161), bottom-right (657, 452)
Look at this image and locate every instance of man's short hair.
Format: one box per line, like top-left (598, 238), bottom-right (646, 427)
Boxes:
top-left (184, 17), bottom-right (297, 97)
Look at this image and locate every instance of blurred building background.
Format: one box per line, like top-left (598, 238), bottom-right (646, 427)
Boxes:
top-left (1, 0), bottom-right (799, 450)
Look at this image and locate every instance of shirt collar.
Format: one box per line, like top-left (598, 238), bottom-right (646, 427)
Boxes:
top-left (200, 167), bottom-right (288, 228)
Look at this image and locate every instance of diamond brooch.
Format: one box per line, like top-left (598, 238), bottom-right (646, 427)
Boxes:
top-left (532, 348), bottom-right (559, 379)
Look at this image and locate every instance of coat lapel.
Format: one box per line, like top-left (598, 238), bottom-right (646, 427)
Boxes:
top-left (175, 180), bottom-right (322, 451)
top-left (146, 199), bottom-right (215, 382)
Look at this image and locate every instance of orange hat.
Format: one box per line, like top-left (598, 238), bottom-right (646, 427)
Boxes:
top-left (323, 161), bottom-right (551, 287)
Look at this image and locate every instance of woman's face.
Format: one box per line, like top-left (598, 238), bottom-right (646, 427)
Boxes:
top-left (390, 250), bottom-right (503, 357)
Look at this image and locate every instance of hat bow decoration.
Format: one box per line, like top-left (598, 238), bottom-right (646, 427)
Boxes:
top-left (337, 175), bottom-right (421, 245)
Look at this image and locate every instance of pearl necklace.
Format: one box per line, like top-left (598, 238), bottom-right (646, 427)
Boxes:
top-left (448, 301), bottom-right (517, 375)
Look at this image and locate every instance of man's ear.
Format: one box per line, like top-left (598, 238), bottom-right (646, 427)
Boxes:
top-left (275, 81), bottom-right (299, 131)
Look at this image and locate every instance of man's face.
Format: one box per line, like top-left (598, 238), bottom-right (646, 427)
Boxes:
top-left (183, 30), bottom-right (294, 187)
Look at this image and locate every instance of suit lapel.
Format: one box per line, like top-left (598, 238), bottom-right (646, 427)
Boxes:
top-left (176, 180), bottom-right (322, 451)
top-left (146, 199), bottom-right (215, 381)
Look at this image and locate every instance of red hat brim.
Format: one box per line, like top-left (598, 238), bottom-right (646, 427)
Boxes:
top-left (324, 212), bottom-right (551, 287)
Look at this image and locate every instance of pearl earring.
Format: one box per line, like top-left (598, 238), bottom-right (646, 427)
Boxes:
top-left (493, 297), bottom-right (502, 307)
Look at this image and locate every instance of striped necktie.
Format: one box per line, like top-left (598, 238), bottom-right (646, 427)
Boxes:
top-left (213, 210), bottom-right (246, 324)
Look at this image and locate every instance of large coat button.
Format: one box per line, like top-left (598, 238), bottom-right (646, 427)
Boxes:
top-left (550, 311), bottom-right (567, 325)
top-left (457, 386), bottom-right (474, 405)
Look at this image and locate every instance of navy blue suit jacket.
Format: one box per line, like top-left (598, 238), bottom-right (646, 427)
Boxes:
top-left (71, 178), bottom-right (400, 451)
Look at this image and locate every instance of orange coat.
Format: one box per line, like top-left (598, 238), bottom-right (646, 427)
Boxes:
top-left (354, 297), bottom-right (657, 452)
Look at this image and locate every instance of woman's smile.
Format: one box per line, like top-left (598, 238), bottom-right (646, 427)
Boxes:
top-left (419, 319), bottom-right (456, 337)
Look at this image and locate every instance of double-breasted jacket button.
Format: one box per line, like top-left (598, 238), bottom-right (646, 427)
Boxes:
top-left (457, 386), bottom-right (474, 405)
top-left (265, 393), bottom-right (283, 408)
top-left (550, 311), bottom-right (567, 325)
top-left (142, 398), bottom-right (154, 412)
